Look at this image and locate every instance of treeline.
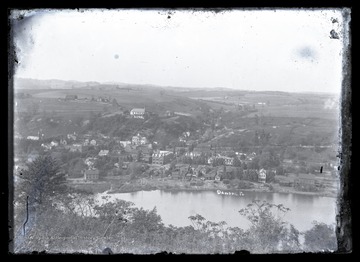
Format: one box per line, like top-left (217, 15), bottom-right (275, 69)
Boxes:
top-left (14, 196), bottom-right (337, 254)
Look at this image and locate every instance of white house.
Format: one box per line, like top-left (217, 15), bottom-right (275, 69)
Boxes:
top-left (98, 150), bottom-right (109, 156)
top-left (27, 136), bottom-right (39, 141)
top-left (130, 108), bottom-right (145, 119)
top-left (67, 133), bottom-right (77, 140)
top-left (41, 143), bottom-right (52, 150)
top-left (258, 169), bottom-right (267, 183)
top-left (85, 157), bottom-right (96, 168)
top-left (185, 151), bottom-right (202, 159)
top-left (132, 134), bottom-right (147, 146)
top-left (50, 141), bottom-right (59, 147)
top-left (223, 157), bottom-right (234, 166)
top-left (69, 144), bottom-right (82, 152)
top-left (119, 140), bottom-right (132, 148)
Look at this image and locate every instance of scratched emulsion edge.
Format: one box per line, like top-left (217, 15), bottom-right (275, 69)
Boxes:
top-left (336, 8), bottom-right (352, 253)
top-left (7, 8), bottom-right (16, 254)
top-left (7, 9), bottom-right (41, 254)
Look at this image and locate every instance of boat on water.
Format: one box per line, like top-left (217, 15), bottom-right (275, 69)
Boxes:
top-left (216, 189), bottom-right (244, 196)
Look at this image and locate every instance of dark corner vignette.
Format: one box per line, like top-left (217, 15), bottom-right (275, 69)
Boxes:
top-left (6, 7), bottom-right (352, 255)
top-left (7, 8), bottom-right (16, 255)
top-left (336, 8), bottom-right (352, 254)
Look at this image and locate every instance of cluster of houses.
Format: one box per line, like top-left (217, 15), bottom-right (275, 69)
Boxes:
top-left (16, 128), bottom-right (326, 192)
top-left (27, 126), bottom-right (266, 183)
top-left (64, 94), bottom-right (111, 103)
top-left (151, 164), bottom-right (269, 184)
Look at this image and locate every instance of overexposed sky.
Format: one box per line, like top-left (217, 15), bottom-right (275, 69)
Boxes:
top-left (11, 9), bottom-right (347, 93)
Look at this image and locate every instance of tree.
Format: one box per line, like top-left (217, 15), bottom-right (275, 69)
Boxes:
top-left (276, 166), bottom-right (285, 176)
top-left (254, 114), bottom-right (259, 125)
top-left (19, 154), bottom-right (66, 205)
top-left (127, 162), bottom-right (143, 180)
top-left (233, 157), bottom-right (242, 167)
top-left (235, 167), bottom-right (244, 180)
top-left (169, 160), bottom-right (176, 171)
top-left (239, 200), bottom-right (297, 253)
top-left (248, 157), bottom-right (259, 170)
top-left (266, 170), bottom-right (276, 183)
top-left (213, 158), bottom-right (225, 167)
top-left (303, 222), bottom-right (337, 252)
top-left (259, 153), bottom-right (271, 169)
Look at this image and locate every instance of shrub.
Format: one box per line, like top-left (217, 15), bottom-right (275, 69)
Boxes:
top-left (303, 222), bottom-right (337, 252)
top-left (223, 179), bottom-right (230, 185)
top-left (238, 180), bottom-right (252, 189)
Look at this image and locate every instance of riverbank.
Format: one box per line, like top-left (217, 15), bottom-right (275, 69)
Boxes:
top-left (68, 176), bottom-right (338, 198)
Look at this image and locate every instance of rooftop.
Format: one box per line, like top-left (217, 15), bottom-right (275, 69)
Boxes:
top-left (131, 108), bottom-right (145, 113)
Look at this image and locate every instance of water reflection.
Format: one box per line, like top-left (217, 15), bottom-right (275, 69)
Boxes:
top-left (98, 190), bottom-right (336, 232)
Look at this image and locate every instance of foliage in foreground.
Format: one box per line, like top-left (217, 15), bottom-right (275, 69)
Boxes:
top-left (13, 196), bottom-right (337, 254)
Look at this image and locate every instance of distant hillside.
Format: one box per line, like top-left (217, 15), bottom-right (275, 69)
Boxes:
top-left (14, 78), bottom-right (100, 89)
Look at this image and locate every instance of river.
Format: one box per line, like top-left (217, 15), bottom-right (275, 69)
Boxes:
top-left (96, 190), bottom-right (337, 232)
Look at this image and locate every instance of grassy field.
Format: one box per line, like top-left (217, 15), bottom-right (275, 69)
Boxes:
top-left (14, 88), bottom-right (210, 117)
top-left (15, 97), bottom-right (107, 116)
top-left (14, 85), bottom-right (340, 147)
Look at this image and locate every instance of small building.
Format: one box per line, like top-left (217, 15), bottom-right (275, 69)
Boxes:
top-left (277, 175), bottom-right (294, 187)
top-left (223, 157), bottom-right (234, 166)
top-left (174, 146), bottom-right (187, 156)
top-left (69, 144), bottom-right (82, 152)
top-left (207, 156), bottom-right (216, 165)
top-left (67, 133), bottom-right (77, 141)
top-left (165, 110), bottom-right (175, 117)
top-left (41, 143), bottom-right (52, 150)
top-left (50, 141), bottom-right (59, 147)
top-left (85, 157), bottom-right (96, 168)
top-left (131, 134), bottom-right (148, 146)
top-left (152, 150), bottom-right (173, 165)
top-left (27, 136), bottom-right (39, 141)
top-left (214, 172), bottom-right (222, 181)
top-left (65, 94), bottom-right (78, 100)
top-left (84, 169), bottom-right (100, 181)
top-left (194, 165), bottom-right (208, 178)
top-left (130, 108), bottom-right (145, 119)
top-left (215, 147), bottom-right (236, 156)
top-left (179, 165), bottom-right (191, 178)
top-left (90, 139), bottom-right (97, 146)
top-left (98, 150), bottom-right (109, 157)
top-left (60, 139), bottom-right (67, 145)
top-left (185, 151), bottom-right (202, 159)
top-left (119, 140), bottom-right (132, 148)
top-left (258, 168), bottom-right (267, 183)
